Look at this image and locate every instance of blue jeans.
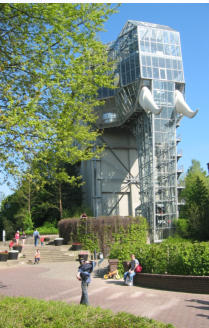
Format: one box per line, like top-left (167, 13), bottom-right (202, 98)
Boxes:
top-left (80, 281), bottom-right (89, 305)
top-left (124, 271), bottom-right (136, 282)
top-left (34, 236), bottom-right (39, 247)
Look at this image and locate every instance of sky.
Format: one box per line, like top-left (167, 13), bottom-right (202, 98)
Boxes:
top-left (1, 2), bottom-right (209, 198)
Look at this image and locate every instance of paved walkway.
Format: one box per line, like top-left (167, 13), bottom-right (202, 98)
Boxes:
top-left (0, 261), bottom-right (208, 328)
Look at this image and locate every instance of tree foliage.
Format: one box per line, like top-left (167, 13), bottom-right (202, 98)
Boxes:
top-left (0, 3), bottom-right (117, 182)
top-left (0, 161), bottom-right (83, 236)
top-left (179, 160), bottom-right (209, 240)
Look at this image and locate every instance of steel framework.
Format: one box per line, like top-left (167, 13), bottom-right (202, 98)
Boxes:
top-left (95, 20), bottom-right (198, 242)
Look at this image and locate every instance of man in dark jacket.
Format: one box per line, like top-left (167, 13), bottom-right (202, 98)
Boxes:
top-left (76, 260), bottom-right (96, 305)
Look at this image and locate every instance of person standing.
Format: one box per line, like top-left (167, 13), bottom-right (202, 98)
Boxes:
top-left (123, 254), bottom-right (139, 286)
top-left (76, 260), bottom-right (95, 305)
top-left (15, 230), bottom-right (20, 245)
top-left (34, 249), bottom-right (40, 264)
top-left (21, 231), bottom-right (26, 247)
top-left (33, 229), bottom-right (40, 247)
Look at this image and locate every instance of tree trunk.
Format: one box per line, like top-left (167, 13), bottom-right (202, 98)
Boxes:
top-left (59, 183), bottom-right (63, 219)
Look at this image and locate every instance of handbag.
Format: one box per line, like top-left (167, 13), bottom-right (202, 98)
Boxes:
top-left (135, 264), bottom-right (142, 273)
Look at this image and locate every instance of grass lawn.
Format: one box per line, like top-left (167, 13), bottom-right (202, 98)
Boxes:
top-left (0, 296), bottom-right (175, 328)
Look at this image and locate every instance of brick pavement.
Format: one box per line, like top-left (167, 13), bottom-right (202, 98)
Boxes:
top-left (0, 261), bottom-right (208, 328)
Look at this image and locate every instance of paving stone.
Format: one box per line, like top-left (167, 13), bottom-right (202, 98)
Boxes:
top-left (0, 261), bottom-right (208, 328)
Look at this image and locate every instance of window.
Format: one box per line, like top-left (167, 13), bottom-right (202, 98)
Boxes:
top-left (160, 69), bottom-right (166, 79)
top-left (153, 67), bottom-right (159, 79)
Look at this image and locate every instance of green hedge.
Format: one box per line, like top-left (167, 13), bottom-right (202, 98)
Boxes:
top-left (0, 296), bottom-right (174, 328)
top-left (58, 216), bottom-right (147, 255)
top-left (25, 227), bottom-right (58, 235)
top-left (110, 239), bottom-right (209, 276)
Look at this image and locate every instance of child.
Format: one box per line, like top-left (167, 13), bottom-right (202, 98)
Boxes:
top-left (40, 236), bottom-right (45, 246)
top-left (15, 230), bottom-right (20, 245)
top-left (34, 249), bottom-right (40, 264)
top-left (9, 240), bottom-right (14, 250)
top-left (21, 231), bottom-right (27, 247)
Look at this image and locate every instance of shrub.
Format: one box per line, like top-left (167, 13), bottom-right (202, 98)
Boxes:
top-left (25, 222), bottom-right (58, 235)
top-left (110, 236), bottom-right (209, 276)
top-left (58, 216), bottom-right (148, 256)
top-left (173, 218), bottom-right (190, 239)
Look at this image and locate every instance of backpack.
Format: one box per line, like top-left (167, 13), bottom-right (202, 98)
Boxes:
top-left (135, 264), bottom-right (142, 273)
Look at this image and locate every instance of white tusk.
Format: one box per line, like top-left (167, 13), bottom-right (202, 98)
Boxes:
top-left (175, 90), bottom-right (198, 118)
top-left (139, 86), bottom-right (161, 115)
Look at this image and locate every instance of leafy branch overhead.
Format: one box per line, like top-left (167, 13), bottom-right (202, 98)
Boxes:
top-left (0, 3), bottom-right (117, 179)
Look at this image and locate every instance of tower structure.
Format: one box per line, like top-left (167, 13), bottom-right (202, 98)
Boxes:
top-left (81, 20), bottom-right (198, 242)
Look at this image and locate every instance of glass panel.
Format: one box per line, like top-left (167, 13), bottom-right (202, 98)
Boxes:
top-left (164, 44), bottom-right (170, 55)
top-left (175, 46), bottom-right (181, 57)
top-left (155, 119), bottom-right (161, 131)
top-left (153, 67), bottom-right (159, 79)
top-left (130, 70), bottom-right (135, 82)
top-left (126, 60), bottom-right (130, 71)
top-left (157, 43), bottom-right (163, 54)
top-left (167, 69), bottom-right (172, 80)
top-left (152, 56), bottom-right (158, 67)
top-left (156, 30), bottom-right (163, 43)
top-left (174, 32), bottom-right (180, 44)
top-left (147, 67), bottom-right (152, 78)
top-left (136, 66), bottom-right (140, 77)
top-left (144, 28), bottom-right (151, 40)
top-left (139, 28), bottom-right (146, 40)
top-left (130, 56), bottom-right (135, 70)
top-left (145, 41), bottom-right (150, 52)
top-left (166, 58), bottom-right (171, 68)
top-left (167, 92), bottom-right (174, 105)
top-left (142, 66), bottom-right (147, 77)
top-left (177, 60), bottom-right (182, 70)
top-left (171, 45), bottom-right (176, 56)
top-left (146, 55), bottom-right (151, 66)
top-left (178, 71), bottom-right (183, 81)
top-left (169, 32), bottom-right (175, 44)
top-left (159, 57), bottom-right (165, 68)
top-left (163, 31), bottom-right (169, 43)
top-left (160, 69), bottom-right (166, 79)
top-left (141, 55), bottom-right (146, 66)
top-left (172, 59), bottom-right (177, 69)
top-left (140, 40), bottom-right (145, 52)
top-left (153, 80), bottom-right (160, 89)
top-left (151, 29), bottom-right (156, 42)
top-left (151, 42), bottom-right (157, 53)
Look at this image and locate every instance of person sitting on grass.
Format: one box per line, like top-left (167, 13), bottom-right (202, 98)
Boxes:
top-left (34, 249), bottom-right (40, 264)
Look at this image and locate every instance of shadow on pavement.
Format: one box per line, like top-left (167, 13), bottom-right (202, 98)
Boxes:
top-left (186, 299), bottom-right (209, 319)
top-left (0, 282), bottom-right (7, 288)
top-left (104, 280), bottom-right (125, 286)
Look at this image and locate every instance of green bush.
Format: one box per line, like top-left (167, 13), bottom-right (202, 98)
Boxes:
top-left (110, 238), bottom-right (209, 276)
top-left (58, 216), bottom-right (147, 256)
top-left (0, 296), bottom-right (174, 328)
top-left (173, 218), bottom-right (190, 239)
top-left (25, 222), bottom-right (58, 235)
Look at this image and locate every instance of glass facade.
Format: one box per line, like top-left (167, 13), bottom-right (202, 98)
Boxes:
top-left (98, 21), bottom-right (185, 241)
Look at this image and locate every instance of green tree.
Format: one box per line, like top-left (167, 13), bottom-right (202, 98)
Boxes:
top-left (0, 3), bottom-right (117, 182)
top-left (179, 160), bottom-right (209, 240)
